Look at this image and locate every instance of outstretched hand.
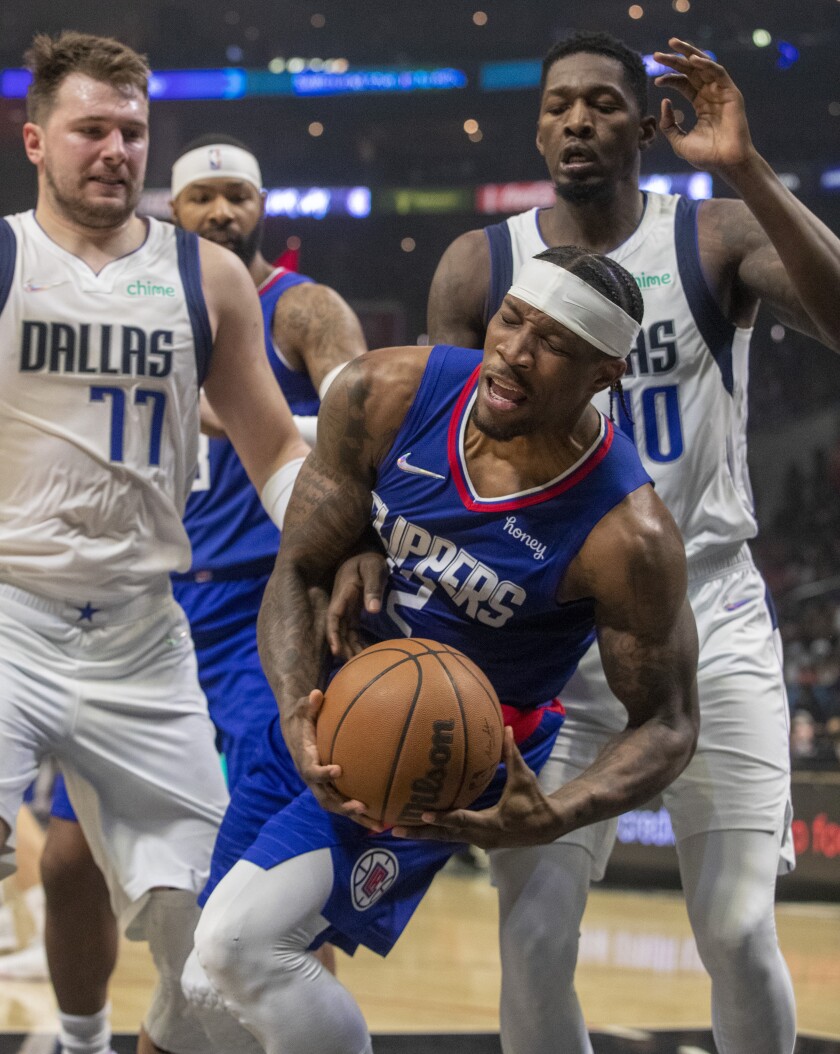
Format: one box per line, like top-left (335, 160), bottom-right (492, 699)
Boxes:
top-left (654, 37), bottom-right (755, 171)
top-left (391, 728), bottom-right (562, 849)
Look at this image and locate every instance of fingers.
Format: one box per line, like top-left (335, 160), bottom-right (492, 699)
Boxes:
top-left (658, 97), bottom-right (684, 139)
top-left (337, 799), bottom-right (387, 832)
top-left (392, 807), bottom-right (489, 843)
top-left (654, 40), bottom-right (732, 88)
top-left (501, 725), bottom-right (518, 765)
top-left (326, 552), bottom-right (387, 655)
top-left (500, 727), bottom-right (535, 783)
top-left (358, 552), bottom-right (387, 614)
top-left (326, 581), bottom-right (362, 655)
top-left (391, 818), bottom-right (467, 842)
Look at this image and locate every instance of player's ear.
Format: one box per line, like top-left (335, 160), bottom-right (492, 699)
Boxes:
top-left (536, 119), bottom-right (546, 158)
top-left (591, 357), bottom-right (627, 395)
top-left (259, 188), bottom-right (267, 219)
top-left (22, 122), bottom-right (44, 165)
top-left (639, 114), bottom-right (657, 152)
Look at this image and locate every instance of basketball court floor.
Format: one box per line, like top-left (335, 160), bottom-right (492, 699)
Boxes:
top-left (2, 863), bottom-right (838, 1053)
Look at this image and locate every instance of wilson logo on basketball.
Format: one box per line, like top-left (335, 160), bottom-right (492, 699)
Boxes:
top-left (397, 719), bottom-right (454, 824)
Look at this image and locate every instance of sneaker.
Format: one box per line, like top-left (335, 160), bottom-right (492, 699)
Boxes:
top-left (0, 938), bottom-right (49, 980)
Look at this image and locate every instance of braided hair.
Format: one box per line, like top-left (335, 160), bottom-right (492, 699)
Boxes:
top-left (532, 245), bottom-right (641, 422)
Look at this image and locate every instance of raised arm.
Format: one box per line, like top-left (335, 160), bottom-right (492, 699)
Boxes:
top-left (393, 486), bottom-right (699, 847)
top-left (655, 37), bottom-right (840, 351)
top-left (427, 228), bottom-right (492, 347)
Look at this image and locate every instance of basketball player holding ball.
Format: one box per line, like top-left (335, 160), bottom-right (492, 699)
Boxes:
top-left (186, 246), bottom-right (700, 1054)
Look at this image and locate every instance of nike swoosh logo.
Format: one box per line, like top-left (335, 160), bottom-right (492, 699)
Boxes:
top-left (24, 279), bottom-right (69, 293)
top-left (396, 453), bottom-right (446, 480)
top-left (724, 599), bottom-right (750, 612)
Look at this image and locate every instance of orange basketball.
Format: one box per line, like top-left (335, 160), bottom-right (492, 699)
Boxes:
top-left (316, 638), bottom-right (504, 827)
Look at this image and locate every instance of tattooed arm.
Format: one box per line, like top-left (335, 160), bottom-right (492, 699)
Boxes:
top-left (273, 280), bottom-right (367, 390)
top-left (549, 484), bottom-right (699, 832)
top-left (394, 484), bottom-right (699, 847)
top-left (256, 346), bottom-right (431, 813)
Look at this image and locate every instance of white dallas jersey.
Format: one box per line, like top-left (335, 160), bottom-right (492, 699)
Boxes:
top-left (485, 193), bottom-right (756, 560)
top-left (0, 211), bottom-right (212, 606)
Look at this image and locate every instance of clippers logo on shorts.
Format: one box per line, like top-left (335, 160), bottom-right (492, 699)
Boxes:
top-left (351, 849), bottom-right (399, 911)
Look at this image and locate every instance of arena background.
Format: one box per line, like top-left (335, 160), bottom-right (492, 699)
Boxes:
top-left (1, 2), bottom-right (839, 1052)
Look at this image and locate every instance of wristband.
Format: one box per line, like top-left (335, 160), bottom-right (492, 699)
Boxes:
top-left (260, 457), bottom-right (305, 530)
top-left (318, 363), bottom-right (347, 401)
top-left (292, 415), bottom-right (319, 445)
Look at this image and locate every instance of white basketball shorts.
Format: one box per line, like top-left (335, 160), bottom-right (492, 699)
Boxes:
top-left (525, 543), bottom-right (793, 879)
top-left (0, 582), bottom-right (229, 935)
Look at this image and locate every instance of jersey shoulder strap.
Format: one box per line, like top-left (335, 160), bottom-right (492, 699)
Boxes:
top-left (0, 218), bottom-right (17, 315)
top-left (483, 220), bottom-right (513, 326)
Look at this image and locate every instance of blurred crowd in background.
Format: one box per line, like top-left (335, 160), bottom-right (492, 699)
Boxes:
top-left (752, 415), bottom-right (840, 770)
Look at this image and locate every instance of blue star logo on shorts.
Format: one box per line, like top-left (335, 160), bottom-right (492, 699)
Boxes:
top-left (76, 602), bottom-right (100, 622)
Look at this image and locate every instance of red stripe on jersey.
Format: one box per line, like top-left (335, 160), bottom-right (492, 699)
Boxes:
top-left (446, 365), bottom-right (615, 513)
top-left (257, 267), bottom-right (291, 296)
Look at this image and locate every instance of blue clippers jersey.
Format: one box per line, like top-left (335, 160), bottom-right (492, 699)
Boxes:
top-left (361, 346), bottom-right (652, 709)
top-left (184, 268), bottom-right (316, 571)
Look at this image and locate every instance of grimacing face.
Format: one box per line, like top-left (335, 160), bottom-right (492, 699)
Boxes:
top-left (25, 72), bottom-right (149, 229)
top-left (536, 52), bottom-right (654, 203)
top-left (172, 178), bottom-right (265, 265)
top-left (473, 293), bottom-right (625, 442)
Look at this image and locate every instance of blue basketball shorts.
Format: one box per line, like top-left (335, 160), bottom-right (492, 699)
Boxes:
top-left (203, 704), bottom-right (565, 957)
top-left (173, 575), bottom-right (281, 792)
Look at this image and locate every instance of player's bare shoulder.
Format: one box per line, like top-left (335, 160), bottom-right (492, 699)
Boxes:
top-left (427, 228), bottom-right (491, 347)
top-left (194, 236), bottom-right (260, 333)
top-left (317, 346), bottom-right (434, 472)
top-left (564, 484), bottom-right (688, 630)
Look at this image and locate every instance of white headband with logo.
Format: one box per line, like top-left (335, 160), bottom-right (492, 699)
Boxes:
top-left (171, 144), bottom-right (263, 198)
top-left (507, 258), bottom-right (641, 359)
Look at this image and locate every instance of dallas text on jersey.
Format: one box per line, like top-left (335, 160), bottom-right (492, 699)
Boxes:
top-left (19, 321), bottom-right (174, 377)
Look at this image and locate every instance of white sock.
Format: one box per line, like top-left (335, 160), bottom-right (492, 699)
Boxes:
top-left (58, 1003), bottom-right (112, 1054)
top-left (23, 884), bottom-right (45, 939)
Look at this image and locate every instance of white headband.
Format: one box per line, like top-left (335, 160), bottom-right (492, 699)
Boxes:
top-left (507, 258), bottom-right (641, 359)
top-left (171, 144), bottom-right (263, 198)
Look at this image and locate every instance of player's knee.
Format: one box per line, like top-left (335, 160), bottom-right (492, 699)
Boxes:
top-left (495, 846), bottom-right (589, 987)
top-left (181, 945), bottom-right (226, 1014)
top-left (692, 904), bottom-right (775, 979)
top-left (193, 894), bottom-right (252, 1003)
top-left (195, 881), bottom-right (301, 1006)
top-left (40, 819), bottom-right (100, 900)
top-left (504, 909), bottom-right (582, 987)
